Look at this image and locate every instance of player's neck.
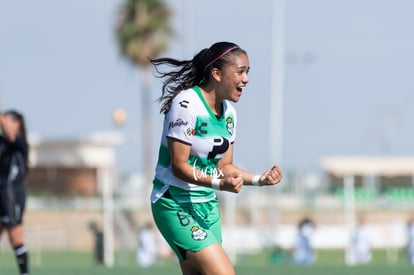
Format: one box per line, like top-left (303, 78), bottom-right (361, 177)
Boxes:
top-left (199, 86), bottom-right (222, 117)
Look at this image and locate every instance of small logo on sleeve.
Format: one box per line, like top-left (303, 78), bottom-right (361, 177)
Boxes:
top-left (169, 118), bottom-right (188, 129)
top-left (186, 127), bottom-right (195, 136)
top-left (179, 100), bottom-right (189, 108)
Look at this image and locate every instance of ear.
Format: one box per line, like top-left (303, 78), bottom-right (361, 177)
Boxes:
top-left (211, 68), bottom-right (221, 82)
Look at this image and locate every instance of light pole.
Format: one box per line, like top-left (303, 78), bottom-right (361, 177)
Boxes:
top-left (267, 0), bottom-right (285, 250)
top-left (99, 108), bottom-right (128, 268)
top-left (269, 0), bottom-right (285, 166)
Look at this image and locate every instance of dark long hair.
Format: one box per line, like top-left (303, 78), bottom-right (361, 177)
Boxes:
top-left (150, 41), bottom-right (247, 114)
top-left (3, 110), bottom-right (29, 172)
top-left (3, 110), bottom-right (27, 143)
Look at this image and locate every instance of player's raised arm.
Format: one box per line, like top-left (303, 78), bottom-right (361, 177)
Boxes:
top-left (218, 144), bottom-right (283, 186)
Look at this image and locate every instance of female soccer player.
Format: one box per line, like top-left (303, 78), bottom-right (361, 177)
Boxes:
top-left (0, 110), bottom-right (30, 275)
top-left (150, 41), bottom-right (283, 275)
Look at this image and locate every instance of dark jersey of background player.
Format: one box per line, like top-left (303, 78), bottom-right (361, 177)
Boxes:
top-left (0, 109), bottom-right (30, 275)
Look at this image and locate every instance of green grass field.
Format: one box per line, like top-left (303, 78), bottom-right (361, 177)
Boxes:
top-left (0, 249), bottom-right (413, 275)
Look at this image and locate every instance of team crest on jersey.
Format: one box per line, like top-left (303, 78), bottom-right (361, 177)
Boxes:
top-left (191, 226), bottom-right (207, 241)
top-left (226, 116), bottom-right (234, 135)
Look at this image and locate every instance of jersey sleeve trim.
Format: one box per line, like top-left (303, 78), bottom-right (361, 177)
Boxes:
top-left (166, 136), bottom-right (192, 146)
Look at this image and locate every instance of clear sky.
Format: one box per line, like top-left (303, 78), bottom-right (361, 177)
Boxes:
top-left (1, 0), bottom-right (413, 175)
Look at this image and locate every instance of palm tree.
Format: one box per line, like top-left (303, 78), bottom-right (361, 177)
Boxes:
top-left (115, 0), bottom-right (173, 184)
top-left (116, 0), bottom-right (173, 67)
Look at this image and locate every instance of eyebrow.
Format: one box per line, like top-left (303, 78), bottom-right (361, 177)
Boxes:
top-left (237, 64), bottom-right (249, 70)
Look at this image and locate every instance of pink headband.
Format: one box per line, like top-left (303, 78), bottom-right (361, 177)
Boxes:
top-left (204, 46), bottom-right (240, 71)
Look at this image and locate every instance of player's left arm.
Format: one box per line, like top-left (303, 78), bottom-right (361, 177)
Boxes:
top-left (217, 144), bottom-right (283, 186)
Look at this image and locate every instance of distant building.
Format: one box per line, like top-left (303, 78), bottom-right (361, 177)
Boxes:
top-left (321, 156), bottom-right (414, 202)
top-left (26, 132), bottom-right (124, 196)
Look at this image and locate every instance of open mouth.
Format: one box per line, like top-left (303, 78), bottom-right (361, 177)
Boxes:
top-left (236, 87), bottom-right (243, 92)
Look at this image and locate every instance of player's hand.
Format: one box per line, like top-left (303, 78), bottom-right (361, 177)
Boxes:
top-left (259, 165), bottom-right (282, 186)
top-left (220, 172), bottom-right (244, 193)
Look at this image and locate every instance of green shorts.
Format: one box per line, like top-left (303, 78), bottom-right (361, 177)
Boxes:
top-left (151, 190), bottom-right (222, 262)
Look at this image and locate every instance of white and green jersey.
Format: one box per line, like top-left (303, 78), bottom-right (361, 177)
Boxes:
top-left (151, 86), bottom-right (237, 204)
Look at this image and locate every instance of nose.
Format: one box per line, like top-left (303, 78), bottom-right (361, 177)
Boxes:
top-left (243, 73), bottom-right (249, 84)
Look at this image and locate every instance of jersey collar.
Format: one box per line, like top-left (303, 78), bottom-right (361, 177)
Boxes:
top-left (193, 86), bottom-right (224, 121)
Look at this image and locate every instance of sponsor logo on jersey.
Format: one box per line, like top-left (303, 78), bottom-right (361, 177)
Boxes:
top-left (169, 118), bottom-right (188, 129)
top-left (196, 122), bottom-right (208, 135)
top-left (191, 226), bottom-right (207, 241)
top-left (226, 116), bottom-right (234, 135)
top-left (207, 137), bottom-right (229, 159)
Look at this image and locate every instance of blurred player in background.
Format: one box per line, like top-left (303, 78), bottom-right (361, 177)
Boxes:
top-left (136, 222), bottom-right (158, 267)
top-left (88, 220), bottom-right (104, 265)
top-left (0, 110), bottom-right (30, 275)
top-left (351, 216), bottom-right (372, 264)
top-left (292, 217), bottom-right (316, 265)
top-left (407, 217), bottom-right (414, 265)
top-left (149, 41), bottom-right (283, 275)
